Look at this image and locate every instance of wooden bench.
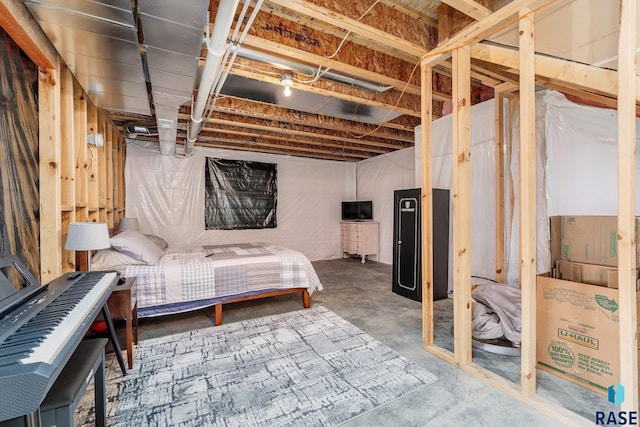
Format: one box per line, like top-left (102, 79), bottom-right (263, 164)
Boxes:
top-left (39, 338), bottom-right (108, 427)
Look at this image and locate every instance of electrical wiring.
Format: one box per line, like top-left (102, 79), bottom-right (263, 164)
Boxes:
top-left (345, 0), bottom-right (560, 140)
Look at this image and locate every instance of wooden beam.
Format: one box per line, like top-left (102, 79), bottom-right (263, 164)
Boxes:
top-left (378, 0), bottom-right (438, 28)
top-left (494, 89), bottom-right (505, 283)
top-left (106, 127), bottom-right (114, 228)
top-left (267, 0), bottom-right (428, 58)
top-left (39, 64), bottom-right (62, 283)
top-left (441, 59), bottom-right (503, 87)
top-left (87, 101), bottom-right (99, 217)
top-left (59, 65), bottom-right (75, 273)
top-left (241, 35), bottom-right (437, 98)
top-left (422, 0), bottom-right (551, 67)
top-left (420, 62), bottom-right (434, 347)
top-left (451, 45), bottom-right (472, 366)
top-left (470, 43), bottom-right (630, 101)
top-left (177, 137), bottom-right (366, 162)
top-left (617, 0), bottom-right (638, 413)
top-left (461, 363), bottom-right (593, 425)
top-left (98, 112), bottom-right (108, 222)
top-left (200, 109), bottom-right (414, 143)
top-left (229, 66), bottom-right (420, 117)
top-left (256, 2), bottom-right (423, 65)
top-left (441, 0), bottom-right (492, 21)
top-left (73, 79), bottom-right (88, 220)
top-left (0, 0), bottom-right (57, 70)
top-left (200, 117), bottom-right (406, 150)
top-left (197, 127), bottom-right (392, 154)
top-left (518, 7), bottom-right (536, 398)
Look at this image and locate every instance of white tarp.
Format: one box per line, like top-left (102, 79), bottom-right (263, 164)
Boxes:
top-left (544, 90), bottom-right (640, 216)
top-left (357, 98), bottom-right (499, 287)
top-left (356, 148), bottom-right (416, 264)
top-left (124, 142), bottom-right (355, 261)
top-left (505, 91), bottom-right (549, 285)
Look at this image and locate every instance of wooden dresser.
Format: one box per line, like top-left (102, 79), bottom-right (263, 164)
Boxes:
top-left (340, 221), bottom-right (379, 264)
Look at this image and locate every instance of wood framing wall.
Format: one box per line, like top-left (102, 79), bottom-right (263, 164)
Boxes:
top-left (0, 4), bottom-right (127, 284)
top-left (39, 62), bottom-right (126, 283)
top-left (420, 0), bottom-right (639, 424)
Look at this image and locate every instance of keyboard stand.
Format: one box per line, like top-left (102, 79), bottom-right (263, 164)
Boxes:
top-left (101, 304), bottom-right (127, 376)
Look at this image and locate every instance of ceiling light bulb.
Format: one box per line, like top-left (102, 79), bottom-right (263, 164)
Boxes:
top-left (281, 74), bottom-right (293, 97)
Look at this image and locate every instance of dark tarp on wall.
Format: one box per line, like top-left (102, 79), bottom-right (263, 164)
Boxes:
top-left (205, 158), bottom-right (277, 230)
top-left (0, 29), bottom-right (40, 286)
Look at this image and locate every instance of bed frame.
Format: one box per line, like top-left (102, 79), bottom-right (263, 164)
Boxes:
top-left (213, 288), bottom-right (311, 326)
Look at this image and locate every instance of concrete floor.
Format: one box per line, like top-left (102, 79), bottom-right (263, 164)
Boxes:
top-left (134, 258), bottom-right (609, 426)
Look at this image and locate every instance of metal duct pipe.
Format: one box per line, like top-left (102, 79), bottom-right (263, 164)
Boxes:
top-left (236, 46), bottom-right (395, 94)
top-left (186, 0), bottom-right (240, 153)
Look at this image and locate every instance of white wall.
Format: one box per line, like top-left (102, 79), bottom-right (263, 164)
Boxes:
top-left (125, 142), bottom-right (356, 261)
top-left (356, 148), bottom-right (416, 264)
top-left (358, 99), bottom-right (499, 284)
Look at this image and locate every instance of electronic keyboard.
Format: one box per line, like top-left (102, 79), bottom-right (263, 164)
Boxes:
top-left (0, 269), bottom-right (118, 421)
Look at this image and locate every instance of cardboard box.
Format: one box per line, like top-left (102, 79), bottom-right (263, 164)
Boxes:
top-left (556, 260), bottom-right (614, 287)
top-left (555, 216), bottom-right (640, 267)
top-left (536, 274), bottom-right (640, 394)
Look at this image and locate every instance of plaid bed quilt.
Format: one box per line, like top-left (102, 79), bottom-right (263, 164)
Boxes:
top-left (123, 243), bottom-right (323, 312)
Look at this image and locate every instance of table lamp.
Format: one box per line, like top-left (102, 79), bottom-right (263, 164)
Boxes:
top-left (65, 222), bottom-right (111, 271)
top-left (118, 218), bottom-right (139, 232)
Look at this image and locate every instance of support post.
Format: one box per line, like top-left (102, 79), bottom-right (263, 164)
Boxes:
top-left (617, 0), bottom-right (638, 412)
top-left (518, 7), bottom-right (536, 398)
top-left (452, 45), bottom-right (472, 366)
top-left (421, 64), bottom-right (434, 347)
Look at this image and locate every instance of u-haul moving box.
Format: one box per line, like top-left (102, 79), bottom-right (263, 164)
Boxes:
top-left (537, 274), bottom-right (640, 394)
top-left (554, 216), bottom-right (640, 267)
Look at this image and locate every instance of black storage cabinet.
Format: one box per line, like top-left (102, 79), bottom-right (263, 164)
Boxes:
top-left (392, 188), bottom-right (449, 302)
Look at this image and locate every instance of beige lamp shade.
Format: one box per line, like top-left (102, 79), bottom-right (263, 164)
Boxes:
top-left (65, 222), bottom-right (111, 251)
top-left (119, 217), bottom-right (139, 232)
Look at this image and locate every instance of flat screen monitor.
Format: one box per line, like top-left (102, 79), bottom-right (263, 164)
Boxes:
top-left (341, 201), bottom-right (373, 221)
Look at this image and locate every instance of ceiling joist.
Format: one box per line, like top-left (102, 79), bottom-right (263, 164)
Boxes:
top-left (440, 0), bottom-right (493, 21)
top-left (422, 0), bottom-right (555, 67)
top-left (471, 42), bottom-right (640, 103)
top-left (267, 0), bottom-right (429, 59)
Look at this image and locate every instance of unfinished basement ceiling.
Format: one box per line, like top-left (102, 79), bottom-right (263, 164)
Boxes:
top-left (19, 0), bottom-right (637, 161)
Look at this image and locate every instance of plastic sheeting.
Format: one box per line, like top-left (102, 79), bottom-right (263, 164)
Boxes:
top-left (124, 142), bottom-right (355, 261)
top-left (505, 91), bottom-right (550, 285)
top-left (508, 90), bottom-right (640, 282)
top-left (429, 98), bottom-right (499, 285)
top-left (204, 158), bottom-right (277, 230)
top-left (356, 148), bottom-right (416, 264)
top-left (544, 90), bottom-right (640, 216)
top-left (356, 98), bottom-right (498, 291)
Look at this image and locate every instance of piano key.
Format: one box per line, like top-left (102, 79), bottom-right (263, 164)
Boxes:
top-left (0, 351), bottom-right (32, 367)
top-left (20, 272), bottom-right (117, 365)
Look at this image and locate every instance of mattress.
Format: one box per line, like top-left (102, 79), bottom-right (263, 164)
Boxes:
top-left (117, 242), bottom-right (323, 317)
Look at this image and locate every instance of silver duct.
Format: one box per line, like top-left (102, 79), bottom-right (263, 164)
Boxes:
top-left (236, 47), bottom-right (394, 94)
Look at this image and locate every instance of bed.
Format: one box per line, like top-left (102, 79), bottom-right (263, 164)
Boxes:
top-left (91, 230), bottom-right (323, 325)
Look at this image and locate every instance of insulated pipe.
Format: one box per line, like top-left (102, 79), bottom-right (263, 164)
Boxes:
top-left (210, 0), bottom-right (264, 100)
top-left (186, 0), bottom-right (240, 154)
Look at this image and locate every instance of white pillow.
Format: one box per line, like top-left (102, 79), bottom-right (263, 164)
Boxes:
top-left (145, 234), bottom-right (168, 250)
top-left (90, 248), bottom-right (145, 270)
top-left (110, 230), bottom-right (164, 265)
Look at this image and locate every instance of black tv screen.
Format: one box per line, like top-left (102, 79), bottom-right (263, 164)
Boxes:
top-left (341, 201), bottom-right (373, 221)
